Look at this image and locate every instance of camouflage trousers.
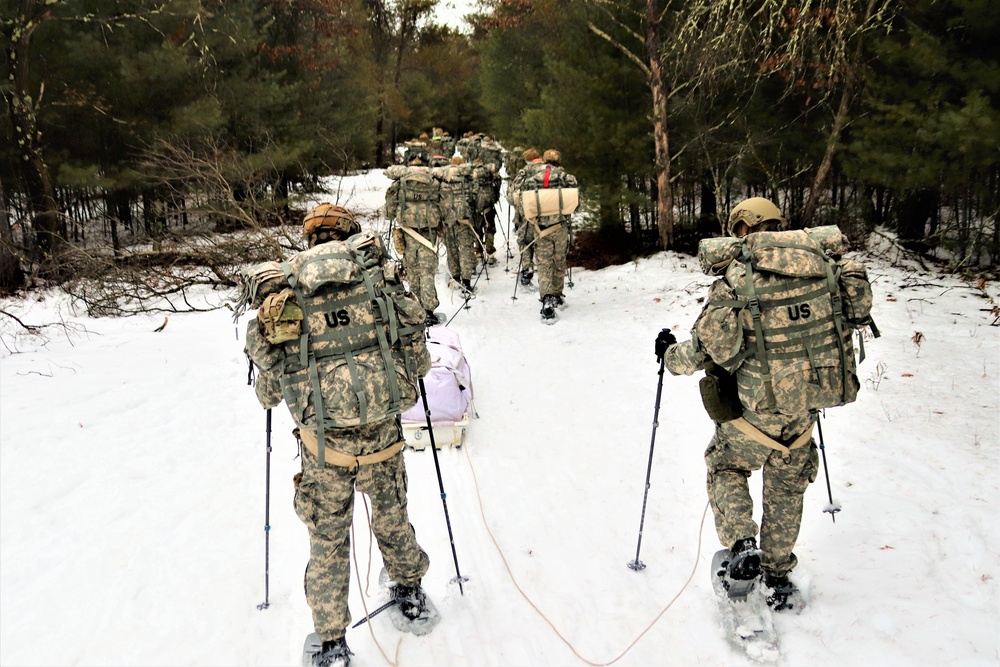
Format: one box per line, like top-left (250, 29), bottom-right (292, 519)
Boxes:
top-left (401, 226), bottom-right (440, 312)
top-left (442, 219), bottom-right (479, 281)
top-left (294, 419), bottom-right (430, 641)
top-left (472, 209), bottom-right (497, 255)
top-left (534, 221), bottom-right (568, 298)
top-left (705, 415), bottom-right (819, 577)
top-left (515, 212), bottom-right (535, 272)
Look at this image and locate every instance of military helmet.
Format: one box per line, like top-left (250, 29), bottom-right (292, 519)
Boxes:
top-left (451, 155), bottom-right (465, 165)
top-left (522, 148), bottom-right (540, 161)
top-left (303, 203), bottom-right (361, 247)
top-left (543, 149), bottom-right (561, 165)
top-left (727, 197), bottom-right (784, 237)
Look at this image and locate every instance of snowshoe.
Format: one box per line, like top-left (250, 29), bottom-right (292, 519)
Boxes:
top-left (519, 270), bottom-right (533, 287)
top-left (485, 253), bottom-right (498, 267)
top-left (763, 572), bottom-right (804, 613)
top-left (553, 294), bottom-right (566, 309)
top-left (460, 278), bottom-right (477, 299)
top-left (710, 549), bottom-right (780, 661)
top-left (303, 634), bottom-right (352, 667)
top-left (424, 310), bottom-right (443, 327)
top-left (379, 569), bottom-right (441, 636)
top-left (540, 295), bottom-right (558, 325)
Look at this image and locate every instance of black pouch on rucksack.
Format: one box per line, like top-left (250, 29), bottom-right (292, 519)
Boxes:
top-left (699, 362), bottom-right (743, 424)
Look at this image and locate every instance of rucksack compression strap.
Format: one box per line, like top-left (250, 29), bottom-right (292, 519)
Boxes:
top-left (282, 260), bottom-right (331, 467)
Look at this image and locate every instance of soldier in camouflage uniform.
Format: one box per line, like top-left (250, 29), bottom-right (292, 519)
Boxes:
top-left (441, 131), bottom-right (456, 158)
top-left (509, 148), bottom-right (541, 287)
top-left (435, 156), bottom-right (478, 296)
top-left (518, 149), bottom-right (578, 321)
top-left (655, 197), bottom-right (819, 612)
top-left (385, 161), bottom-right (443, 326)
top-left (471, 159), bottom-right (501, 266)
top-left (243, 205), bottom-right (434, 667)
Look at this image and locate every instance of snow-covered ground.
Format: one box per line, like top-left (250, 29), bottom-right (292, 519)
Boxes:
top-left (2, 171), bottom-right (998, 666)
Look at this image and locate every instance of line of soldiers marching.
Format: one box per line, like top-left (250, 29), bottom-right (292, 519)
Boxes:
top-left (385, 130), bottom-right (579, 325)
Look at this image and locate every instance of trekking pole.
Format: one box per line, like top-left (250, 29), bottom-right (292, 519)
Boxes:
top-left (510, 253), bottom-right (524, 302)
top-left (257, 409), bottom-right (273, 609)
top-left (504, 201), bottom-right (512, 271)
top-left (350, 599), bottom-right (398, 628)
top-left (493, 202), bottom-right (512, 264)
top-left (566, 221), bottom-right (575, 289)
top-left (418, 377), bottom-right (467, 594)
top-left (627, 356), bottom-right (666, 571)
top-left (814, 411), bottom-right (841, 523)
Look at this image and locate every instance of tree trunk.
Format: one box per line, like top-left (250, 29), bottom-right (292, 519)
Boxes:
top-left (801, 83), bottom-right (852, 228)
top-left (0, 178), bottom-right (27, 294)
top-left (8, 0), bottom-right (65, 263)
top-left (801, 0), bottom-right (879, 228)
top-left (646, 0), bottom-right (674, 250)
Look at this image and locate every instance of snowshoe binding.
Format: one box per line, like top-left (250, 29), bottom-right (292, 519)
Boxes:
top-left (715, 538), bottom-right (762, 600)
top-left (460, 278), bottom-right (477, 299)
top-left (519, 269), bottom-right (534, 289)
top-left (764, 572), bottom-right (804, 613)
top-left (424, 310), bottom-right (443, 327)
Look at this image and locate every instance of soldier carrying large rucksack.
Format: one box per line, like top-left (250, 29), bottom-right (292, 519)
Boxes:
top-left (511, 149), bottom-right (579, 323)
top-left (656, 196), bottom-right (877, 612)
top-left (470, 159), bottom-right (501, 267)
top-left (237, 204), bottom-right (438, 667)
top-left (434, 156), bottom-right (478, 296)
top-left (384, 163), bottom-right (444, 326)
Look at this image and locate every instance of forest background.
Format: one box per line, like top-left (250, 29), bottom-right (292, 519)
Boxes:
top-left (1, 0), bottom-right (998, 307)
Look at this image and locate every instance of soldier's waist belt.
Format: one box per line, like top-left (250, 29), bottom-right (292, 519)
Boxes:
top-left (297, 428), bottom-right (405, 470)
top-left (729, 417), bottom-right (814, 458)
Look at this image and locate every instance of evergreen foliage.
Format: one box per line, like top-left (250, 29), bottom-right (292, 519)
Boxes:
top-left (1, 0), bottom-right (996, 296)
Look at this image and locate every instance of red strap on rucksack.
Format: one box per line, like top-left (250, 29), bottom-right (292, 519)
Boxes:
top-left (543, 167), bottom-right (551, 188)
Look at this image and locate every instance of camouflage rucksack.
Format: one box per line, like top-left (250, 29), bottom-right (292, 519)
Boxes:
top-left (384, 166), bottom-right (442, 229)
top-left (433, 163), bottom-right (474, 221)
top-left (472, 164), bottom-right (500, 212)
top-left (241, 232), bottom-right (431, 466)
top-left (696, 226), bottom-right (876, 416)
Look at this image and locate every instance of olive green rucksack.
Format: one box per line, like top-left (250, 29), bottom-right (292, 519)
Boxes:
top-left (696, 226), bottom-right (877, 416)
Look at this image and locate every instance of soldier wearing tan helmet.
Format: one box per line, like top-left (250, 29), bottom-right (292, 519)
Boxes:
top-left (384, 162), bottom-right (444, 326)
top-left (655, 195), bottom-right (876, 614)
top-left (241, 202), bottom-right (437, 667)
top-left (302, 203), bottom-right (362, 248)
top-left (513, 148), bottom-right (579, 323)
top-left (727, 196), bottom-right (785, 237)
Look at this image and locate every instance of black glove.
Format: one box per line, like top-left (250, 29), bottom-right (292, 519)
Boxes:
top-left (654, 328), bottom-right (677, 361)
